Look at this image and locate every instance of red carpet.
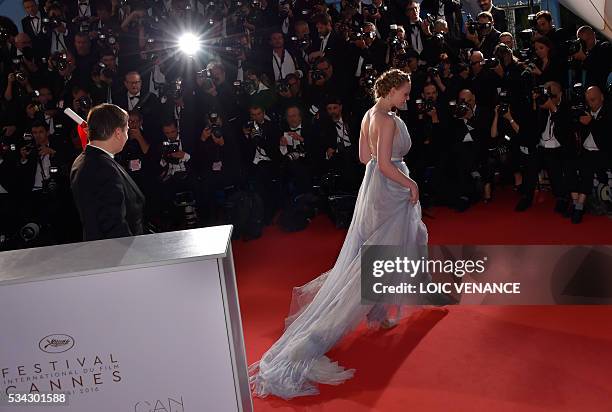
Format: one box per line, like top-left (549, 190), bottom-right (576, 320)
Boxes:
top-left (232, 188), bottom-right (612, 412)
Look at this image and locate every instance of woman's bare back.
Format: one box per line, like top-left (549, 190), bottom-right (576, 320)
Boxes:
top-left (360, 107), bottom-right (397, 160)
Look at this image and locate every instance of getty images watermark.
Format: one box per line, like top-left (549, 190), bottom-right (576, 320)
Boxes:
top-left (360, 245), bottom-right (612, 305)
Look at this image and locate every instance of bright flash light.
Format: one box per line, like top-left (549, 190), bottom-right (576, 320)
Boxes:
top-left (178, 32), bottom-right (201, 56)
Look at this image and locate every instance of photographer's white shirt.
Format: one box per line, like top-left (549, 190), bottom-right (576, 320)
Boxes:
top-left (583, 107), bottom-right (602, 151)
top-left (160, 139), bottom-right (190, 178)
top-left (272, 49), bottom-right (296, 81)
top-left (280, 124), bottom-right (302, 155)
top-left (540, 111), bottom-right (561, 149)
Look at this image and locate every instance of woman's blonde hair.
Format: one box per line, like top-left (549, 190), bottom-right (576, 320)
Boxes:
top-left (373, 69), bottom-right (411, 99)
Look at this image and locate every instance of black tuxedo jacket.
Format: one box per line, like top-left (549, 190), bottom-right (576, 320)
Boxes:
top-left (70, 145), bottom-right (145, 241)
top-left (490, 6), bottom-right (508, 34)
top-left (113, 90), bottom-right (161, 136)
top-left (578, 103), bottom-right (612, 155)
top-left (310, 31), bottom-right (346, 68)
top-left (21, 14), bottom-right (51, 59)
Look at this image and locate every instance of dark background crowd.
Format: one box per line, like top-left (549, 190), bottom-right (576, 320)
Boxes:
top-left (0, 0), bottom-right (610, 250)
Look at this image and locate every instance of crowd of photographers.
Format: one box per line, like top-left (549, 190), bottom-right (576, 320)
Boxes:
top-left (0, 0), bottom-right (610, 249)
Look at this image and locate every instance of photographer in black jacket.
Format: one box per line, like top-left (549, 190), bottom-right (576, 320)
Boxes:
top-left (447, 89), bottom-right (491, 211)
top-left (516, 81), bottom-right (572, 213)
top-left (566, 86), bottom-right (611, 223)
top-left (570, 26), bottom-right (612, 93)
top-left (241, 104), bottom-right (283, 224)
top-left (16, 120), bottom-right (74, 244)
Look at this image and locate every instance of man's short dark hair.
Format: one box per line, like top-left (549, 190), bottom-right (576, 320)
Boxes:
top-left (31, 120), bottom-right (49, 131)
top-left (87, 104), bottom-right (128, 142)
top-left (312, 13), bottom-right (332, 26)
top-left (161, 118), bottom-right (177, 129)
top-left (535, 10), bottom-right (552, 23)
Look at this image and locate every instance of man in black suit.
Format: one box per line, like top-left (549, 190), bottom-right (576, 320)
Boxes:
top-left (566, 86), bottom-right (611, 223)
top-left (309, 13), bottom-right (345, 71)
top-left (447, 89), bottom-right (491, 211)
top-left (478, 0), bottom-right (508, 34)
top-left (70, 103), bottom-right (145, 241)
top-left (21, 0), bottom-right (51, 60)
top-left (398, 0), bottom-right (432, 62)
top-left (463, 11), bottom-right (501, 58)
top-left (113, 71), bottom-right (161, 140)
top-left (516, 81), bottom-right (572, 213)
top-left (419, 0), bottom-right (463, 41)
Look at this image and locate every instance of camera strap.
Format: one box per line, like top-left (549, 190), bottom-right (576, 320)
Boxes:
top-left (273, 49), bottom-right (287, 80)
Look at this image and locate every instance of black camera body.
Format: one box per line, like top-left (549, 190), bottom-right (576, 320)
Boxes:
top-left (41, 17), bottom-right (63, 34)
top-left (50, 52), bottom-right (69, 72)
top-left (416, 98), bottom-right (436, 114)
top-left (311, 68), bottom-right (325, 82)
top-left (276, 78), bottom-right (291, 94)
top-left (533, 85), bottom-right (554, 106)
top-left (450, 100), bottom-right (471, 118)
top-left (42, 166), bottom-right (60, 195)
top-left (162, 140), bottom-right (181, 163)
top-left (569, 83), bottom-right (588, 122)
top-left (498, 90), bottom-right (511, 116)
top-left (290, 34), bottom-right (310, 49)
top-left (566, 38), bottom-right (585, 56)
top-left (481, 58), bottom-right (500, 69)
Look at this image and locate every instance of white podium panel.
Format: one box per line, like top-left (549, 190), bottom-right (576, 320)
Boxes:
top-left (0, 226), bottom-right (252, 412)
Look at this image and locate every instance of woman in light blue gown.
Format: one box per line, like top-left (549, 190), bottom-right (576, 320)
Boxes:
top-left (249, 69), bottom-right (434, 400)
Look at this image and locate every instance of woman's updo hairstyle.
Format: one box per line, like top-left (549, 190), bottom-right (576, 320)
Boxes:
top-left (373, 69), bottom-right (411, 99)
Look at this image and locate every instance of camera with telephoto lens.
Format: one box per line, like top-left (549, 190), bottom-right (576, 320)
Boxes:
top-left (76, 95), bottom-right (92, 116)
top-left (533, 85), bottom-right (554, 106)
top-left (208, 113), bottom-right (224, 138)
top-left (415, 98), bottom-right (436, 114)
top-left (569, 83), bottom-right (588, 122)
top-left (22, 132), bottom-right (35, 153)
top-left (566, 38), bottom-right (585, 56)
top-left (311, 68), bottom-right (325, 81)
top-left (481, 57), bottom-right (500, 69)
top-left (0, 128), bottom-right (17, 154)
top-left (50, 51), bottom-right (69, 72)
top-left (276, 78), bottom-right (291, 94)
top-left (42, 166), bottom-right (59, 195)
top-left (162, 140), bottom-right (181, 163)
top-left (449, 100), bottom-right (471, 118)
top-left (232, 80), bottom-right (246, 96)
top-left (0, 26), bottom-right (8, 44)
top-left (72, 16), bottom-right (91, 33)
top-left (159, 78), bottom-right (183, 100)
top-left (98, 30), bottom-right (118, 48)
top-left (93, 62), bottom-right (114, 79)
top-left (521, 58), bottom-right (538, 77)
top-left (41, 17), bottom-right (63, 34)
top-left (290, 33), bottom-right (310, 49)
top-left (363, 3), bottom-right (387, 15)
top-left (466, 15), bottom-right (477, 35)
top-left (285, 134), bottom-right (306, 161)
top-left (498, 90), bottom-right (511, 116)
top-left (197, 69), bottom-right (214, 90)
top-left (362, 64), bottom-right (377, 88)
top-left (246, 121), bottom-right (263, 144)
top-left (388, 25), bottom-right (404, 52)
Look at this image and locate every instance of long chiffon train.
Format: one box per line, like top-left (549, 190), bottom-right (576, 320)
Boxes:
top-left (249, 113), bottom-right (430, 399)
